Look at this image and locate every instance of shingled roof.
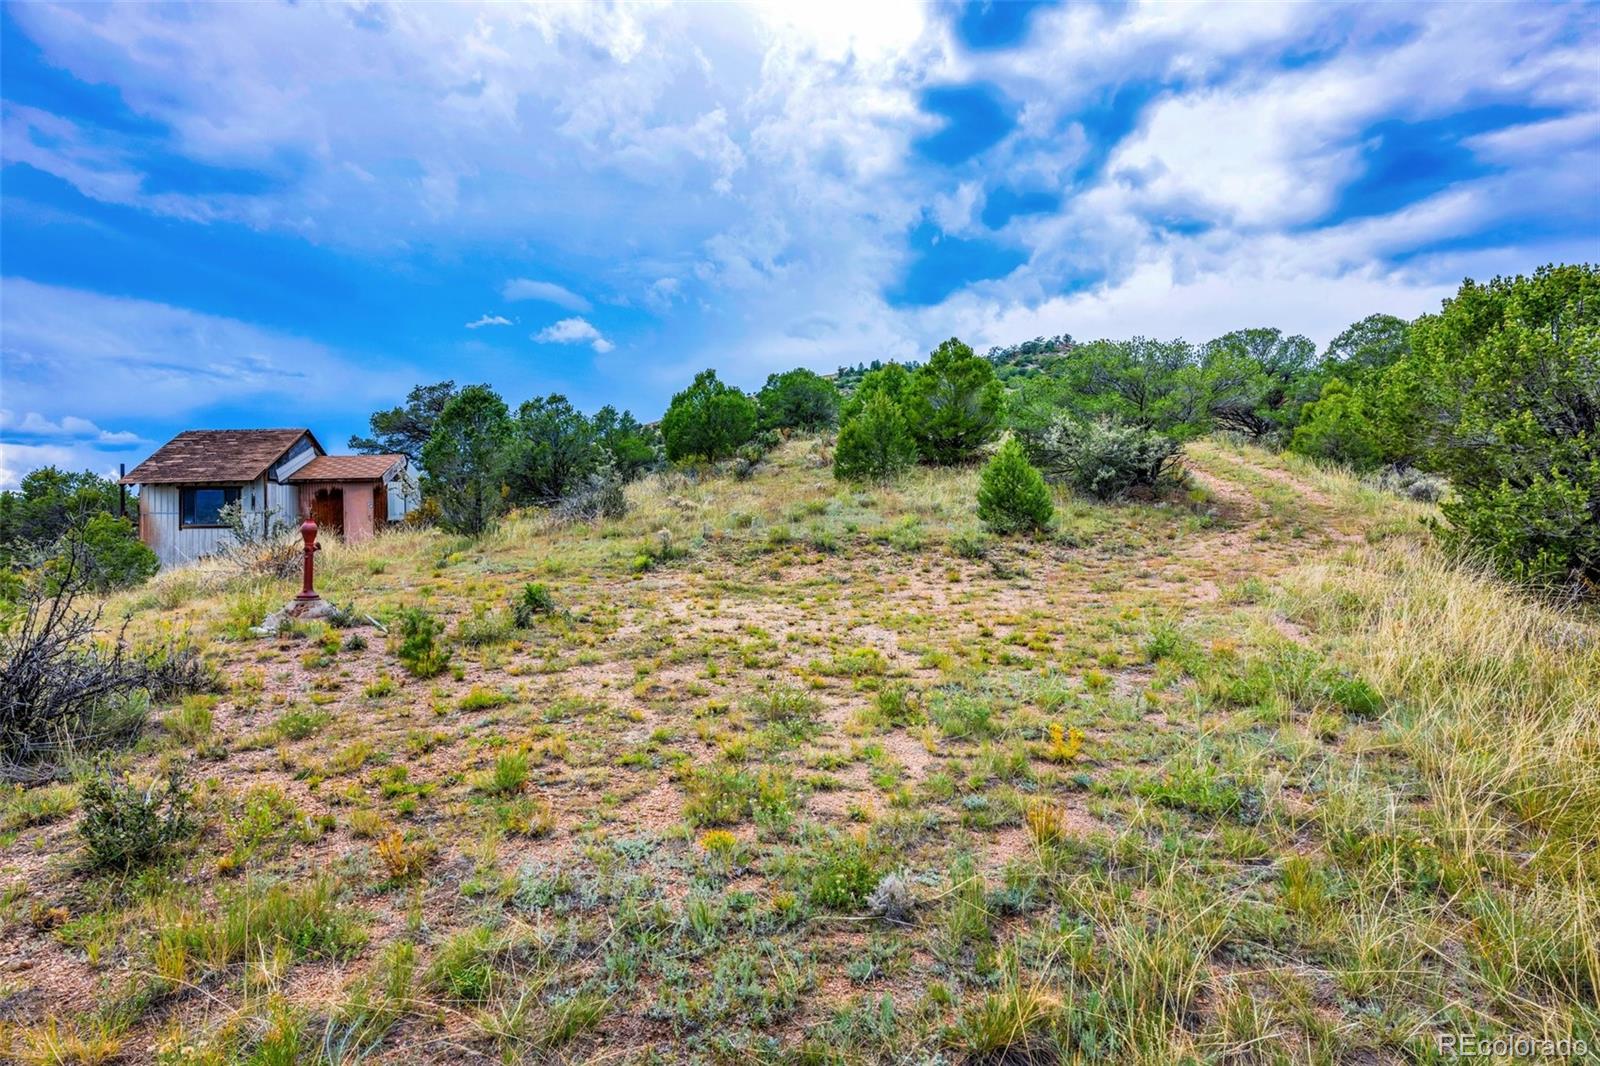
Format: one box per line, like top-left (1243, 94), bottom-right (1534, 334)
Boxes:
top-left (120, 429), bottom-right (318, 485)
top-left (285, 454), bottom-right (405, 482)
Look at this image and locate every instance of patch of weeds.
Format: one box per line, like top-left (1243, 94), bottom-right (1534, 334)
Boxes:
top-left (929, 688), bottom-right (994, 740)
top-left (375, 831), bottom-right (436, 883)
top-left (425, 926), bottom-right (500, 1004)
top-left (631, 529), bottom-right (689, 573)
top-left (818, 646), bottom-right (888, 678)
top-left (875, 684), bottom-right (923, 726)
top-left (1039, 722), bottom-right (1084, 763)
top-left (1145, 621), bottom-right (1186, 663)
top-left (806, 831), bottom-right (880, 910)
top-left (937, 854), bottom-right (990, 954)
top-left (495, 796), bottom-right (557, 837)
top-left (78, 764), bottom-right (195, 870)
top-left (459, 686), bottom-right (515, 713)
top-left (1, 781), bottom-right (78, 832)
top-left (1320, 673), bottom-right (1384, 718)
top-left (749, 684), bottom-right (821, 734)
top-left (274, 707), bottom-right (329, 741)
top-left (944, 977), bottom-right (1058, 1061)
top-left (162, 694), bottom-right (216, 746)
top-left (683, 764), bottom-right (756, 827)
top-left (364, 674), bottom-right (397, 700)
top-left (458, 607), bottom-right (516, 647)
top-left (950, 528), bottom-right (992, 560)
top-left (394, 607), bottom-right (451, 679)
top-left (1137, 762), bottom-right (1261, 824)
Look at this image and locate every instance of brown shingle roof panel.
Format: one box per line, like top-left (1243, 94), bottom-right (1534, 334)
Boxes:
top-left (121, 429), bottom-right (314, 485)
top-left (285, 455), bottom-right (405, 482)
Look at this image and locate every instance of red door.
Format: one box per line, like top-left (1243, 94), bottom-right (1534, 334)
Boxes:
top-left (309, 487), bottom-right (344, 535)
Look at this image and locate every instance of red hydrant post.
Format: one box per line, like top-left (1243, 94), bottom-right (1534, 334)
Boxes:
top-left (296, 518), bottom-right (322, 602)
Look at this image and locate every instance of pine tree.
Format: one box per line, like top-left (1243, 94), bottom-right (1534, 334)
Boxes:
top-left (977, 438), bottom-right (1053, 534)
top-left (833, 392), bottom-right (918, 483)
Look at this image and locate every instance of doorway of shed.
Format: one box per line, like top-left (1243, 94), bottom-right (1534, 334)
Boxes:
top-left (310, 487), bottom-right (344, 535)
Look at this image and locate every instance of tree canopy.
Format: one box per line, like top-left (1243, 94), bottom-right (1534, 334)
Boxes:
top-left (661, 370), bottom-right (758, 462)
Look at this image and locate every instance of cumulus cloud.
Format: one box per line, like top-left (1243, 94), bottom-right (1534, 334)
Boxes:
top-left (0, 409), bottom-right (146, 445)
top-left (533, 317), bottom-right (614, 353)
top-left (465, 314), bottom-right (512, 329)
top-left (0, 0), bottom-right (1593, 419)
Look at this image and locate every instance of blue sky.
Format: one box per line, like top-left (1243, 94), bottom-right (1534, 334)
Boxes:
top-left (1, 0), bottom-right (1597, 487)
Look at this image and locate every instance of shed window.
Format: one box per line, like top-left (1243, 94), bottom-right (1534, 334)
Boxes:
top-left (180, 486), bottom-right (241, 527)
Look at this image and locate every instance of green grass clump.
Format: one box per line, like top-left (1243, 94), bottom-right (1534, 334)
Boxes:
top-left (474, 751), bottom-right (531, 796)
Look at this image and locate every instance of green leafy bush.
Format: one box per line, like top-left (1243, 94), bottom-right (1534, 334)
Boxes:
top-left (833, 392), bottom-right (918, 483)
top-left (503, 393), bottom-right (600, 506)
top-left (394, 607), bottom-right (451, 678)
top-left (976, 439), bottom-right (1053, 534)
top-left (806, 833), bottom-right (880, 910)
top-left (1021, 415), bottom-right (1184, 501)
top-left (79, 764), bottom-right (196, 870)
top-left (662, 369), bottom-right (758, 462)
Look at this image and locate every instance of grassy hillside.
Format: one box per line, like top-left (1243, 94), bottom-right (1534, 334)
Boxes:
top-left (2, 438), bottom-right (1596, 1064)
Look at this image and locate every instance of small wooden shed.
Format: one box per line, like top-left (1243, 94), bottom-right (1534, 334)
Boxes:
top-left (284, 454), bottom-right (409, 543)
top-left (120, 429), bottom-right (413, 568)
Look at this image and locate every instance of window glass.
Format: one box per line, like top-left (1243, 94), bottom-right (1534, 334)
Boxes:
top-left (180, 486), bottom-right (241, 526)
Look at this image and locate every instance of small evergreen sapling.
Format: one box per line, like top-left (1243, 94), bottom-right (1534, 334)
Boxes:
top-left (977, 439), bottom-right (1053, 534)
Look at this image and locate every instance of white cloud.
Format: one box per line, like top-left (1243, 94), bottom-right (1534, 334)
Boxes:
top-left (0, 0), bottom-right (1592, 420)
top-left (533, 317), bottom-right (614, 353)
top-left (500, 279), bottom-right (591, 312)
top-left (0, 409), bottom-right (146, 445)
top-left (465, 313), bottom-right (512, 329)
top-left (0, 278), bottom-right (415, 424)
top-left (0, 441), bottom-right (122, 490)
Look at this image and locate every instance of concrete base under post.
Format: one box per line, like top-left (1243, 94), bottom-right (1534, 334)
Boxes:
top-left (252, 595), bottom-right (338, 635)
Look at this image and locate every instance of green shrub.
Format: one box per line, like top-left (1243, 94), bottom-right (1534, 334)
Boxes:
top-left (512, 582), bottom-right (556, 627)
top-left (905, 338), bottom-right (1005, 464)
top-left (473, 750), bottom-right (530, 795)
top-left (75, 513), bottom-right (160, 590)
top-left (977, 439), bottom-right (1053, 534)
top-left (79, 764), bottom-right (196, 870)
top-left (394, 607), bottom-right (451, 678)
top-left (1395, 264), bottom-right (1598, 586)
top-left (1290, 378), bottom-right (1386, 471)
top-left (807, 833), bottom-right (880, 910)
top-left (949, 529), bottom-right (992, 560)
top-left (833, 392), bottom-right (918, 483)
top-left (662, 369), bottom-right (758, 462)
top-left (1021, 415), bottom-right (1184, 500)
top-left (838, 363), bottom-right (912, 423)
top-left (456, 607), bottom-right (515, 646)
top-left (757, 368), bottom-right (839, 431)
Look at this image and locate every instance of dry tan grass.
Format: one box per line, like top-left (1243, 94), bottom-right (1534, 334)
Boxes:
top-left (4, 437), bottom-right (1597, 1063)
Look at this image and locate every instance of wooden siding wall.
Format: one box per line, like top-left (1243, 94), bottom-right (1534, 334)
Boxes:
top-left (139, 475), bottom-right (307, 568)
